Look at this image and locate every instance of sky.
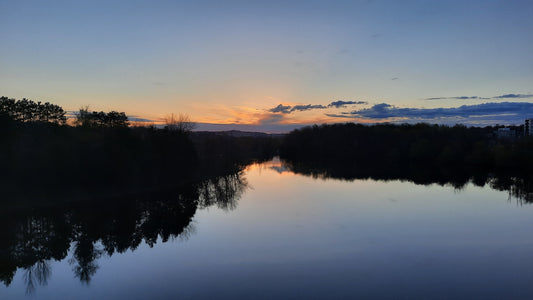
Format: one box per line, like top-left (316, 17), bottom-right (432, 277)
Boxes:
top-left (1, 0), bottom-right (533, 131)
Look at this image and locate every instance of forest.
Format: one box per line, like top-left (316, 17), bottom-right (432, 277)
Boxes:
top-left (0, 96), bottom-right (274, 291)
top-left (279, 123), bottom-right (533, 205)
top-left (280, 122), bottom-right (533, 172)
top-left (3, 96), bottom-right (533, 202)
top-left (0, 96), bottom-right (277, 204)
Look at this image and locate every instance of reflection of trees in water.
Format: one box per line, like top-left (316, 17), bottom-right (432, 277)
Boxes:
top-left (0, 171), bottom-right (247, 292)
top-left (197, 172), bottom-right (248, 211)
top-left (70, 238), bottom-right (103, 284)
top-left (0, 213), bottom-right (69, 292)
top-left (283, 159), bottom-right (533, 204)
top-left (489, 176), bottom-right (533, 205)
top-left (23, 260), bottom-right (50, 294)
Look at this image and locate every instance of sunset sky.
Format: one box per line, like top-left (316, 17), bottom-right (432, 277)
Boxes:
top-left (1, 0), bottom-right (533, 131)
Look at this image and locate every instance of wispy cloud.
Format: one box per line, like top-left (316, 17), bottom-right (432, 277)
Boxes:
top-left (129, 116), bottom-right (155, 122)
top-left (424, 93), bottom-right (533, 101)
top-left (424, 97), bottom-right (447, 100)
top-left (450, 96), bottom-right (486, 100)
top-left (424, 96), bottom-right (489, 100)
top-left (493, 94), bottom-right (533, 99)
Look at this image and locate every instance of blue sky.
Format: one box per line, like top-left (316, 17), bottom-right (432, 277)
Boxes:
top-left (1, 0), bottom-right (532, 131)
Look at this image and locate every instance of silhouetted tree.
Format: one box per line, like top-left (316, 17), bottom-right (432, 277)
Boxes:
top-left (0, 96), bottom-right (66, 124)
top-left (75, 106), bottom-right (129, 128)
top-left (163, 113), bottom-right (196, 132)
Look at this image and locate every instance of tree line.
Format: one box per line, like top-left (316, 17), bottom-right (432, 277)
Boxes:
top-left (280, 123), bottom-right (533, 171)
top-left (0, 96), bottom-right (277, 201)
top-left (75, 106), bottom-right (129, 128)
top-left (0, 96), bottom-right (66, 124)
top-left (5, 95), bottom-right (533, 195)
top-left (0, 96), bottom-right (132, 128)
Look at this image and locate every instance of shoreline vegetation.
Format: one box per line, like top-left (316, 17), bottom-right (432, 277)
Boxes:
top-left (0, 96), bottom-right (277, 204)
top-left (2, 96), bottom-right (533, 203)
top-left (2, 96), bottom-right (533, 290)
top-left (280, 122), bottom-right (533, 171)
top-left (0, 96), bottom-right (277, 290)
top-left (0, 97), bottom-right (533, 189)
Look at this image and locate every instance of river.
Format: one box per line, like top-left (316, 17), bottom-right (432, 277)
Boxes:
top-left (2, 158), bottom-right (533, 299)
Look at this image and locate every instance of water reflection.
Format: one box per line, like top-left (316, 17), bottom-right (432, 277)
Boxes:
top-left (0, 171), bottom-right (247, 293)
top-left (3, 158), bottom-right (533, 294)
top-left (22, 261), bottom-right (50, 294)
top-left (198, 172), bottom-right (247, 211)
top-left (281, 159), bottom-right (533, 204)
top-left (491, 176), bottom-right (533, 204)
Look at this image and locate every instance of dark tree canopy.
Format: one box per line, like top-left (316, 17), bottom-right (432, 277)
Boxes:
top-left (0, 96), bottom-right (66, 124)
top-left (280, 122), bottom-right (533, 172)
top-left (75, 107), bottom-right (129, 128)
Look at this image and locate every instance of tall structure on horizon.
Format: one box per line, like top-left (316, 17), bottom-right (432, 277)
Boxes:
top-left (525, 119), bottom-right (532, 136)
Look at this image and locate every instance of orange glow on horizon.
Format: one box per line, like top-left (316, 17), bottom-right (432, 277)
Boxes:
top-left (192, 110), bottom-right (377, 125)
top-left (184, 102), bottom-right (378, 126)
top-left (66, 101), bottom-right (389, 128)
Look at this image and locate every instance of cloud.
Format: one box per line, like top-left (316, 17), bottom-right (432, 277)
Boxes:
top-left (451, 96), bottom-right (480, 100)
top-left (424, 93), bottom-right (533, 101)
top-left (328, 100), bottom-right (367, 108)
top-left (290, 104), bottom-right (327, 112)
top-left (424, 96), bottom-right (488, 100)
top-left (268, 104), bottom-right (292, 114)
top-left (493, 94), bottom-right (533, 99)
top-left (325, 113), bottom-right (358, 118)
top-left (268, 100), bottom-right (369, 115)
top-left (335, 102), bottom-right (533, 124)
top-left (129, 116), bottom-right (155, 122)
top-left (391, 77), bottom-right (399, 80)
top-left (424, 97), bottom-right (447, 100)
top-left (353, 103), bottom-right (397, 119)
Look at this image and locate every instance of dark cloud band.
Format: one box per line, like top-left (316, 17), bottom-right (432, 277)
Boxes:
top-left (328, 100), bottom-right (367, 108)
top-left (332, 102), bottom-right (533, 122)
top-left (291, 104), bottom-right (327, 112)
top-left (268, 100), bottom-right (367, 114)
top-left (269, 104), bottom-right (292, 114)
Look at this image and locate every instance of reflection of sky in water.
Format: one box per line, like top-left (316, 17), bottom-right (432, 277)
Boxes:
top-left (3, 160), bottom-right (533, 299)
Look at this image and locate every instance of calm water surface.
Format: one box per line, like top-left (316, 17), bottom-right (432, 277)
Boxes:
top-left (2, 158), bottom-right (533, 299)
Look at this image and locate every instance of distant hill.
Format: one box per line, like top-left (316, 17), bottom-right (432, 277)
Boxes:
top-left (194, 122), bottom-right (304, 133)
top-left (192, 130), bottom-right (285, 138)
